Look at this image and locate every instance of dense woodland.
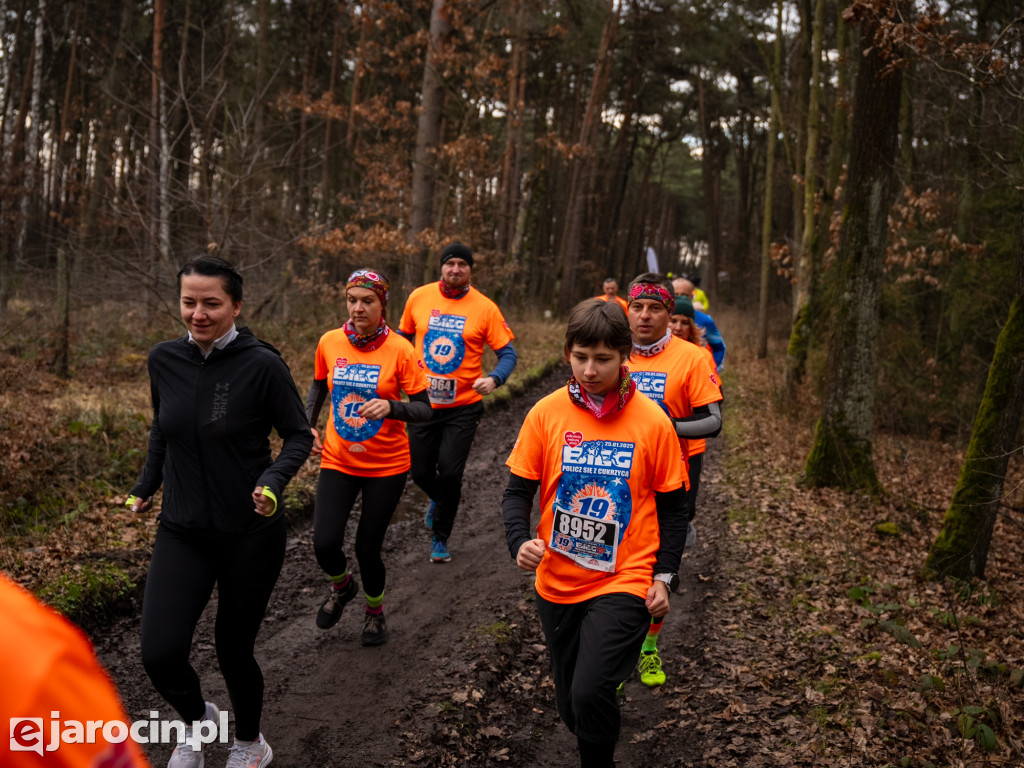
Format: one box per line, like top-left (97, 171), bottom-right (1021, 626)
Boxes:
top-left (1, 4), bottom-right (1024, 762)
top-left (0, 1), bottom-right (1022, 572)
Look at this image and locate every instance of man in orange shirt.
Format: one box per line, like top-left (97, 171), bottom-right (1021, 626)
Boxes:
top-left (399, 242), bottom-right (517, 563)
top-left (593, 277), bottom-right (628, 313)
top-left (1, 574), bottom-right (150, 767)
top-left (626, 273), bottom-right (723, 688)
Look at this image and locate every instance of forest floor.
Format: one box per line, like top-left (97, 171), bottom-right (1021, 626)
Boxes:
top-left (4, 308), bottom-right (1024, 767)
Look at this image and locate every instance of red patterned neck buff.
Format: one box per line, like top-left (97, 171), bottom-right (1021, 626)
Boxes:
top-left (567, 366), bottom-right (635, 419)
top-left (438, 279), bottom-right (471, 299)
top-left (344, 316), bottom-right (390, 351)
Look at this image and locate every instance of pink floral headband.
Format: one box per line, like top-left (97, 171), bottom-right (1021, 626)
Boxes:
top-left (627, 282), bottom-right (673, 311)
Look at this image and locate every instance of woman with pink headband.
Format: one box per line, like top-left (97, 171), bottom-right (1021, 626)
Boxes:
top-left (305, 268), bottom-right (431, 645)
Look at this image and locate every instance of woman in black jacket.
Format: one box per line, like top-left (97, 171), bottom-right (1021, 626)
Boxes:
top-left (127, 255), bottom-right (312, 768)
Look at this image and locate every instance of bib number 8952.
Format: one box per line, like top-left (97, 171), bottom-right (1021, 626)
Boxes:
top-left (557, 511), bottom-right (610, 543)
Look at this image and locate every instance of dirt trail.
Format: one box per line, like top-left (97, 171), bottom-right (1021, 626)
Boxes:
top-left (95, 364), bottom-right (724, 767)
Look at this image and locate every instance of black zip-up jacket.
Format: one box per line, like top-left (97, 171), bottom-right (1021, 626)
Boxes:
top-left (130, 328), bottom-right (313, 534)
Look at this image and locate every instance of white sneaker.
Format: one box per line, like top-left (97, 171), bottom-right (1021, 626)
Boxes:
top-left (225, 734), bottom-right (273, 768)
top-left (167, 701), bottom-right (220, 768)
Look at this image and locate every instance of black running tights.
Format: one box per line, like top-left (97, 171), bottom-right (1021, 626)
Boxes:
top-left (141, 520), bottom-right (285, 742)
top-left (313, 468), bottom-right (406, 597)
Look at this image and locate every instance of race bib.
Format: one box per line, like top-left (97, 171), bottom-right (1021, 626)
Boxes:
top-left (549, 504), bottom-right (619, 572)
top-left (427, 375), bottom-right (456, 405)
top-left (331, 363), bottom-right (383, 442)
top-left (550, 436), bottom-right (636, 572)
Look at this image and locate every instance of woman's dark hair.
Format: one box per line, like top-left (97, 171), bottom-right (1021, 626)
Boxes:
top-left (177, 255), bottom-right (244, 303)
top-left (564, 299), bottom-right (632, 360)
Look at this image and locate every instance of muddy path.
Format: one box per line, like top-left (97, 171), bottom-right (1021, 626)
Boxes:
top-left (95, 363), bottom-right (724, 767)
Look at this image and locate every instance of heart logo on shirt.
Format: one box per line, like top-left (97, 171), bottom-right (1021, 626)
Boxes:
top-left (564, 431), bottom-right (584, 447)
top-left (336, 358), bottom-right (348, 367)
top-left (431, 309), bottom-right (441, 317)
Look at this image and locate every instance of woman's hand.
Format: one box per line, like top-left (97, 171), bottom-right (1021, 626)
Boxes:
top-left (357, 398), bottom-right (391, 420)
top-left (310, 427), bottom-right (324, 457)
top-left (645, 581), bottom-right (670, 618)
top-left (252, 486), bottom-right (276, 516)
top-left (127, 496), bottom-right (153, 514)
top-left (516, 538), bottom-right (546, 572)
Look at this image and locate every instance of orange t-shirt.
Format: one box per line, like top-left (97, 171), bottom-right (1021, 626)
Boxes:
top-left (505, 387), bottom-right (685, 604)
top-left (314, 328), bottom-right (429, 476)
top-left (0, 576), bottom-right (151, 767)
top-left (594, 294), bottom-right (629, 313)
top-left (398, 284), bottom-right (514, 408)
top-left (628, 336), bottom-right (722, 457)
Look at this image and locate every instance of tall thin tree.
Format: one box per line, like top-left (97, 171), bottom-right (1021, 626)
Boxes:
top-left (803, 1), bottom-right (906, 491)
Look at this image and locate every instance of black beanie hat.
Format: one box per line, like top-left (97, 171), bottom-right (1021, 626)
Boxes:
top-left (674, 295), bottom-right (695, 318)
top-left (440, 242), bottom-right (474, 268)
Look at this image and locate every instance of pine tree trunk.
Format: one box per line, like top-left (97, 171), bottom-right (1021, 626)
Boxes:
top-left (556, 0), bottom-right (619, 312)
top-left (19, 0), bottom-right (45, 256)
top-left (52, 247), bottom-right (70, 378)
top-left (804, 3), bottom-right (905, 492)
top-left (147, 0), bottom-right (165, 297)
top-left (758, 0), bottom-right (785, 360)
top-left (926, 225), bottom-right (1024, 580)
top-left (785, 0), bottom-right (824, 395)
top-left (791, 0), bottom-right (812, 253)
top-left (407, 0), bottom-right (451, 292)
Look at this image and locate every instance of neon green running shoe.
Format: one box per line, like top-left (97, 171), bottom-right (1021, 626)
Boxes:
top-left (639, 649), bottom-right (666, 687)
top-left (615, 681), bottom-right (626, 705)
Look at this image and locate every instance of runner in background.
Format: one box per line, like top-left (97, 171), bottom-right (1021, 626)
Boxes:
top-left (687, 272), bottom-right (710, 313)
top-left (398, 242), bottom-right (517, 563)
top-left (1, 574), bottom-right (150, 767)
top-left (626, 274), bottom-right (723, 689)
top-left (306, 269), bottom-right (430, 645)
top-left (502, 298), bottom-right (687, 768)
top-left (593, 277), bottom-right (628, 313)
top-left (128, 255), bottom-right (313, 768)
top-left (672, 276), bottom-right (726, 370)
top-left (668, 290), bottom-right (722, 536)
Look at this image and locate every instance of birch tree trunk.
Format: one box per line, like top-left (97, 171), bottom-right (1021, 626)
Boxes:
top-left (804, 3), bottom-right (905, 491)
top-left (926, 222), bottom-right (1024, 580)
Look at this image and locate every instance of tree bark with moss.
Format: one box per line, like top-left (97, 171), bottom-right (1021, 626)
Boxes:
top-left (803, 2), bottom-right (904, 492)
top-left (926, 228), bottom-right (1024, 580)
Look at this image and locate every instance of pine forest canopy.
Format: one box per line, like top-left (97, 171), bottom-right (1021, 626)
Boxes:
top-left (0, 0), bottom-right (1021, 440)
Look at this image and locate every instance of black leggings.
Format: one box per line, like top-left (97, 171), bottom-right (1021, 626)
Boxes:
top-left (313, 468), bottom-right (406, 597)
top-left (408, 400), bottom-right (484, 541)
top-left (685, 450), bottom-right (704, 523)
top-left (535, 590), bottom-right (650, 755)
top-left (141, 520), bottom-right (285, 742)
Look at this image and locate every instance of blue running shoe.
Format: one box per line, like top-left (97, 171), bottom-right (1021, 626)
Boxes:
top-left (424, 501), bottom-right (437, 530)
top-left (430, 537), bottom-right (451, 563)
